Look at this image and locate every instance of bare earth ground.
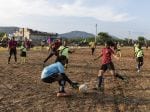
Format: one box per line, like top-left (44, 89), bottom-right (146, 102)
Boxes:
top-left (0, 46), bottom-right (150, 112)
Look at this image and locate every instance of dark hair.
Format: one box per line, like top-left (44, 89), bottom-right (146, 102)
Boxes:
top-left (56, 55), bottom-right (67, 63)
top-left (105, 40), bottom-right (113, 46)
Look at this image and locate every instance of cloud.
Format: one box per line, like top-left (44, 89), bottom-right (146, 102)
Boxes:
top-left (0, 0), bottom-right (134, 23)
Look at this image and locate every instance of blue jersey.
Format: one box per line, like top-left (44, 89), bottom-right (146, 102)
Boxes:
top-left (41, 62), bottom-right (64, 79)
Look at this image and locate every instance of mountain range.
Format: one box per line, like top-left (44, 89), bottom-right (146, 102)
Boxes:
top-left (59, 31), bottom-right (95, 38)
top-left (0, 27), bottom-right (19, 34)
top-left (0, 27), bottom-right (95, 38)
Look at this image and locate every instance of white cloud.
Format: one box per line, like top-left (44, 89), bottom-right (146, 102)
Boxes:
top-left (0, 0), bottom-right (134, 23)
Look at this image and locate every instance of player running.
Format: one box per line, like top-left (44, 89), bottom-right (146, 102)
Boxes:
top-left (94, 41), bottom-right (124, 91)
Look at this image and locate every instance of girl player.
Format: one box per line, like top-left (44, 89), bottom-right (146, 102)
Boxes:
top-left (41, 55), bottom-right (79, 97)
top-left (135, 44), bottom-right (144, 73)
top-left (20, 42), bottom-right (27, 64)
top-left (94, 41), bottom-right (124, 91)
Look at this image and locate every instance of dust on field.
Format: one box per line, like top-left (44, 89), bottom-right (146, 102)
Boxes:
top-left (0, 47), bottom-right (150, 112)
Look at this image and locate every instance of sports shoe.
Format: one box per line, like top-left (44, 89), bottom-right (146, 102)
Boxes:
top-left (57, 92), bottom-right (71, 97)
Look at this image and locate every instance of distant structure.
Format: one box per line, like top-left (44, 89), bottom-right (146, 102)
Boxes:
top-left (14, 28), bottom-right (58, 45)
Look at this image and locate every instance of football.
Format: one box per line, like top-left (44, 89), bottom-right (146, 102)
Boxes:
top-left (79, 84), bottom-right (88, 93)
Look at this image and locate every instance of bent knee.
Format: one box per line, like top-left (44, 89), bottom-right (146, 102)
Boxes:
top-left (98, 70), bottom-right (104, 76)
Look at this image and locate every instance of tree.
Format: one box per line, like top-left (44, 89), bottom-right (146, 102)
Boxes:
top-left (0, 32), bottom-right (6, 41)
top-left (97, 32), bottom-right (112, 45)
top-left (138, 36), bottom-right (145, 45)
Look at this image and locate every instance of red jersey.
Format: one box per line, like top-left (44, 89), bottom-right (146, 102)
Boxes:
top-left (8, 40), bottom-right (17, 49)
top-left (52, 41), bottom-right (62, 50)
top-left (101, 47), bottom-right (114, 64)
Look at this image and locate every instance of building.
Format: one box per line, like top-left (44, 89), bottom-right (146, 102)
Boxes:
top-left (14, 28), bottom-right (58, 45)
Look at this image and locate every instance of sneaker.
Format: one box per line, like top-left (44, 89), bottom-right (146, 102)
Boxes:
top-left (137, 69), bottom-right (140, 73)
top-left (57, 92), bottom-right (71, 97)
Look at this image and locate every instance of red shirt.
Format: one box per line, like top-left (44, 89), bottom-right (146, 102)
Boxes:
top-left (53, 41), bottom-right (62, 50)
top-left (101, 47), bottom-right (114, 64)
top-left (8, 40), bottom-right (17, 49)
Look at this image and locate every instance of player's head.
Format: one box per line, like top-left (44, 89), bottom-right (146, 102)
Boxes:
top-left (56, 55), bottom-right (67, 65)
top-left (105, 40), bottom-right (112, 48)
top-left (12, 36), bottom-right (15, 40)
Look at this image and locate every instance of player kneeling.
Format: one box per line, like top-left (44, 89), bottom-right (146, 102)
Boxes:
top-left (41, 55), bottom-right (79, 97)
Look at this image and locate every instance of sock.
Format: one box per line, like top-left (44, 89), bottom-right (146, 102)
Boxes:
top-left (59, 80), bottom-right (65, 92)
top-left (115, 73), bottom-right (124, 80)
top-left (98, 76), bottom-right (103, 88)
top-left (138, 63), bottom-right (140, 70)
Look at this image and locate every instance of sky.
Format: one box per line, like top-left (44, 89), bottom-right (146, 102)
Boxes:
top-left (0, 0), bottom-right (150, 39)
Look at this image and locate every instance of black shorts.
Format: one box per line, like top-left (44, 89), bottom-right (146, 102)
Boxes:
top-left (117, 49), bottom-right (121, 51)
top-left (20, 52), bottom-right (26, 57)
top-left (137, 57), bottom-right (143, 63)
top-left (100, 62), bottom-right (115, 72)
top-left (42, 73), bottom-right (60, 83)
top-left (9, 48), bottom-right (17, 56)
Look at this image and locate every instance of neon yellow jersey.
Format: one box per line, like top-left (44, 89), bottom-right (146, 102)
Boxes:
top-left (117, 44), bottom-right (121, 50)
top-left (135, 48), bottom-right (144, 57)
top-left (134, 44), bottom-right (139, 52)
top-left (89, 42), bottom-right (96, 48)
top-left (20, 46), bottom-right (27, 52)
top-left (58, 46), bottom-right (69, 58)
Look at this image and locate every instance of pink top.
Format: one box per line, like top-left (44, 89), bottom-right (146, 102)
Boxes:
top-left (8, 40), bottom-right (17, 49)
top-left (101, 47), bottom-right (114, 64)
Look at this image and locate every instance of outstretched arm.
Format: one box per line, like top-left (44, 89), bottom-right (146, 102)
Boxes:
top-left (68, 49), bottom-right (75, 54)
top-left (112, 54), bottom-right (120, 60)
top-left (94, 54), bottom-right (102, 61)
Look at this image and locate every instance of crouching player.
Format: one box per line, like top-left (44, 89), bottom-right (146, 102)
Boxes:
top-left (94, 41), bottom-right (124, 91)
top-left (41, 55), bottom-right (79, 97)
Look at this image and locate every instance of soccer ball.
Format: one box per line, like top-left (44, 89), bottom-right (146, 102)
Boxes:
top-left (79, 84), bottom-right (88, 93)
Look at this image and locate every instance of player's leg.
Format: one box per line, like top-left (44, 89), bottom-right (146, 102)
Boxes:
top-left (137, 57), bottom-right (141, 72)
top-left (97, 70), bottom-right (104, 88)
top-left (13, 49), bottom-right (17, 62)
top-left (109, 62), bottom-right (124, 80)
top-left (43, 50), bottom-right (55, 63)
top-left (8, 49), bottom-right (13, 64)
top-left (91, 48), bottom-right (94, 55)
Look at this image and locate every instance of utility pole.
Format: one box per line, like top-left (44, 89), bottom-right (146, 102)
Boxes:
top-left (128, 31), bottom-right (131, 45)
top-left (95, 24), bottom-right (97, 43)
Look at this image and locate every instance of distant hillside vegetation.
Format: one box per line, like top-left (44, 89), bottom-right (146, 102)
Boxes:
top-left (0, 27), bottom-right (19, 34)
top-left (59, 31), bottom-right (95, 38)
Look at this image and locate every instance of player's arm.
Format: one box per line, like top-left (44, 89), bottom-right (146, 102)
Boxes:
top-left (48, 43), bottom-right (54, 51)
top-left (112, 54), bottom-right (119, 60)
top-left (111, 48), bottom-right (119, 60)
top-left (68, 48), bottom-right (75, 54)
top-left (7, 42), bottom-right (10, 51)
top-left (94, 54), bottom-right (102, 60)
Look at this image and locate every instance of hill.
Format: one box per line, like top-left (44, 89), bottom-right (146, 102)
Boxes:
top-left (0, 27), bottom-right (19, 34)
top-left (59, 31), bottom-right (95, 38)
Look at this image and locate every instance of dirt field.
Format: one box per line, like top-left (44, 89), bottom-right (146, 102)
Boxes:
top-left (0, 46), bottom-right (150, 112)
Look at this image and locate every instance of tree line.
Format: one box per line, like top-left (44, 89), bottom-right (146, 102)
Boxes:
top-left (66, 32), bottom-right (150, 46)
